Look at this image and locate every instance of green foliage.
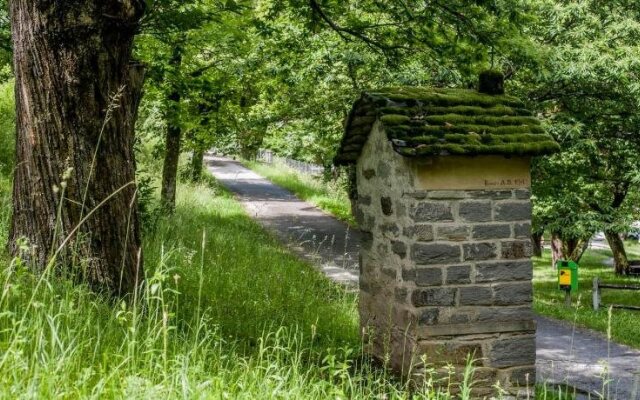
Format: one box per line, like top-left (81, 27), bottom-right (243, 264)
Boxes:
top-left (0, 0), bottom-right (10, 65)
top-left (0, 79), bottom-right (14, 174)
top-left (524, 0), bottom-right (640, 242)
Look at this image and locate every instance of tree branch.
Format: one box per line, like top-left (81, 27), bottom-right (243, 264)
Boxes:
top-left (308, 0), bottom-right (407, 53)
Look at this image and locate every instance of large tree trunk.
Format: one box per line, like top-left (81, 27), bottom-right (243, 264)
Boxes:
top-left (9, 1), bottom-right (146, 295)
top-left (531, 231), bottom-right (543, 257)
top-left (160, 43), bottom-right (183, 213)
top-left (605, 230), bottom-right (630, 275)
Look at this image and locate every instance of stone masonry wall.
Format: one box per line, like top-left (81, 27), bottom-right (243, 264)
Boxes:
top-left (355, 123), bottom-right (536, 398)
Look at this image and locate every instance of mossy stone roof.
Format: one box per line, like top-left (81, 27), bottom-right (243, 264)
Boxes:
top-left (334, 87), bottom-right (560, 165)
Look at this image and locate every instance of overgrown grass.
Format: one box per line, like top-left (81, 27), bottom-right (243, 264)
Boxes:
top-left (244, 160), bottom-right (355, 226)
top-left (0, 175), bottom-right (477, 398)
top-left (533, 247), bottom-right (640, 348)
top-left (0, 172), bottom-right (580, 398)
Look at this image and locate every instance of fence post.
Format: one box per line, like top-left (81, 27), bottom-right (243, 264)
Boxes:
top-left (593, 277), bottom-right (601, 311)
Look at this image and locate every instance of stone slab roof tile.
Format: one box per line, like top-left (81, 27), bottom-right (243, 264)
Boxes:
top-left (334, 87), bottom-right (560, 165)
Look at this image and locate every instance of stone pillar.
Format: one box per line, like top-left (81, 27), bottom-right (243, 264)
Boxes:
top-left (356, 129), bottom-right (536, 398)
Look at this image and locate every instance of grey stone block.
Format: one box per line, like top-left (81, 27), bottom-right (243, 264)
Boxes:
top-left (412, 243), bottom-right (461, 265)
top-left (463, 242), bottom-right (497, 261)
top-left (449, 313), bottom-right (470, 324)
top-left (381, 223), bottom-right (400, 237)
top-left (427, 191), bottom-right (467, 200)
top-left (493, 283), bottom-right (533, 305)
top-left (377, 162), bottom-right (392, 179)
top-left (476, 307), bottom-right (534, 323)
top-left (381, 267), bottom-right (396, 279)
top-left (459, 286), bottom-right (494, 306)
top-left (395, 287), bottom-right (408, 303)
top-left (472, 224), bottom-right (511, 240)
top-left (412, 288), bottom-right (456, 307)
top-left (361, 231), bottom-right (374, 250)
top-left (514, 189), bottom-right (531, 200)
top-left (472, 190), bottom-right (513, 200)
top-left (414, 267), bottom-right (443, 286)
top-left (436, 225), bottom-right (470, 241)
top-left (446, 265), bottom-right (472, 284)
top-left (501, 240), bottom-right (533, 259)
top-left (514, 223), bottom-right (531, 239)
top-left (356, 208), bottom-right (375, 231)
top-left (404, 224), bottom-right (434, 242)
top-left (392, 240), bottom-right (407, 259)
top-left (363, 169), bottom-right (376, 179)
top-left (475, 261), bottom-right (532, 283)
top-left (419, 308), bottom-right (440, 324)
top-left (489, 337), bottom-right (536, 368)
top-left (358, 195), bottom-right (372, 206)
top-left (396, 202), bottom-right (407, 218)
top-left (459, 201), bottom-right (492, 222)
top-left (381, 197), bottom-right (393, 216)
top-left (405, 191), bottom-right (428, 200)
top-left (494, 202), bottom-right (531, 221)
top-left (411, 202), bottom-right (454, 222)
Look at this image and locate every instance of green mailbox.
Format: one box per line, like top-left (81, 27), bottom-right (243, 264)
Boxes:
top-left (557, 260), bottom-right (579, 293)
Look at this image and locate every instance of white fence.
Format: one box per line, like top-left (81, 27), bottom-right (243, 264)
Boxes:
top-left (257, 149), bottom-right (325, 176)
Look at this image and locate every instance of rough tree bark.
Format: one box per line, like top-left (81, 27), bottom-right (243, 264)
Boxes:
top-left (550, 232), bottom-right (588, 267)
top-left (531, 231), bottom-right (543, 258)
top-left (605, 230), bottom-right (630, 275)
top-left (550, 232), bottom-right (564, 268)
top-left (9, 0), bottom-right (146, 294)
top-left (160, 43), bottom-right (183, 213)
top-left (191, 150), bottom-right (204, 182)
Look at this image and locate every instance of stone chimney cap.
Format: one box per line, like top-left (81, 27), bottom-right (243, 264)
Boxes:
top-left (478, 70), bottom-right (505, 95)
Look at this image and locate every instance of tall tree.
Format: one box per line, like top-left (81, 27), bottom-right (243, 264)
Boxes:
top-left (523, 0), bottom-right (640, 274)
top-left (9, 1), bottom-right (146, 294)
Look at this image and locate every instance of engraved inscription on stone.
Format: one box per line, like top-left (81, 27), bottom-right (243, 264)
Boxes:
top-left (483, 178), bottom-right (529, 188)
top-left (414, 155), bottom-right (531, 190)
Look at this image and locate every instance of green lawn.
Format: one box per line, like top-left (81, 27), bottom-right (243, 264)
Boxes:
top-left (243, 160), bottom-right (356, 226)
top-left (533, 246), bottom-right (640, 348)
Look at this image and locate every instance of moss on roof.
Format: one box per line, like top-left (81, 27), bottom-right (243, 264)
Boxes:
top-left (334, 87), bottom-right (559, 165)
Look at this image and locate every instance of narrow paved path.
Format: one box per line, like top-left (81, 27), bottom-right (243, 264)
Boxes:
top-left (206, 155), bottom-right (358, 286)
top-left (206, 155), bottom-right (640, 399)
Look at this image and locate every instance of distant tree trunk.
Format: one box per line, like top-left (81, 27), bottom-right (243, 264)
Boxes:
top-left (160, 43), bottom-right (183, 213)
top-left (550, 232), bottom-right (590, 267)
top-left (191, 149), bottom-right (205, 182)
top-left (571, 239), bottom-right (589, 263)
top-left (9, 0), bottom-right (146, 294)
top-left (551, 232), bottom-right (564, 268)
top-left (531, 231), bottom-right (543, 257)
top-left (605, 230), bottom-right (630, 275)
